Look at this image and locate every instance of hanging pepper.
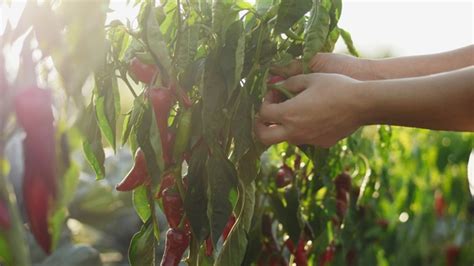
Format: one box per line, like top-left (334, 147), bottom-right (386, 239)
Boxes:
top-left (445, 244), bottom-right (460, 266)
top-left (160, 228), bottom-right (190, 266)
top-left (205, 236), bottom-right (213, 257)
top-left (434, 190), bottom-right (445, 218)
top-left (156, 172), bottom-right (175, 199)
top-left (116, 148), bottom-right (150, 191)
top-left (15, 87), bottom-right (56, 254)
top-left (172, 109), bottom-right (192, 162)
top-left (222, 214), bottom-right (237, 242)
top-left (0, 200), bottom-right (11, 230)
top-left (334, 172), bottom-right (352, 220)
top-left (148, 88), bottom-right (175, 166)
top-left (319, 243), bottom-right (336, 266)
top-left (294, 237), bottom-right (308, 266)
top-left (129, 57), bottom-right (158, 84)
top-left (162, 187), bottom-right (184, 229)
top-left (276, 164), bottom-right (294, 188)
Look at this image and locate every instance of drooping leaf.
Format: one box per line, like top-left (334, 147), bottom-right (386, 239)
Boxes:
top-left (81, 104), bottom-right (105, 180)
top-left (303, 0), bottom-right (330, 72)
top-left (274, 0), bottom-right (312, 34)
top-left (220, 20), bottom-right (245, 100)
top-left (94, 64), bottom-right (120, 151)
top-left (133, 186), bottom-right (151, 223)
top-left (143, 5), bottom-right (173, 84)
top-left (339, 28), bottom-right (359, 57)
top-left (128, 219), bottom-right (155, 266)
top-left (212, 0), bottom-right (239, 43)
top-left (231, 89), bottom-right (254, 161)
top-left (184, 143), bottom-right (210, 242)
top-left (176, 24), bottom-right (199, 71)
top-left (206, 146), bottom-right (238, 246)
top-left (215, 181), bottom-right (256, 266)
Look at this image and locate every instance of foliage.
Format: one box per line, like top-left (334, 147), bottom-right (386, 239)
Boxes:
top-left (0, 0), bottom-right (472, 266)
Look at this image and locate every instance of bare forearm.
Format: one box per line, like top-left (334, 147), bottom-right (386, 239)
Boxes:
top-left (367, 45), bottom-right (474, 79)
top-left (360, 66), bottom-right (474, 131)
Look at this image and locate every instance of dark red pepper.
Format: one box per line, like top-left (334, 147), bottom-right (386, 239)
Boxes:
top-left (294, 238), bottom-right (308, 266)
top-left (267, 75), bottom-right (285, 84)
top-left (434, 190), bottom-right (445, 218)
top-left (160, 228), bottom-right (190, 266)
top-left (148, 88), bottom-right (175, 166)
top-left (162, 187), bottom-right (184, 229)
top-left (222, 214), bottom-right (236, 242)
top-left (129, 57), bottom-right (158, 84)
top-left (334, 172), bottom-right (352, 220)
top-left (156, 172), bottom-right (175, 199)
top-left (445, 244), bottom-right (460, 266)
top-left (276, 164), bottom-right (294, 188)
top-left (319, 243), bottom-right (336, 266)
top-left (205, 236), bottom-right (213, 257)
top-left (116, 148), bottom-right (150, 191)
top-left (15, 87), bottom-right (56, 254)
top-left (0, 200), bottom-right (11, 230)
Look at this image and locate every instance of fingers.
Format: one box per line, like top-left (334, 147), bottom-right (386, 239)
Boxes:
top-left (283, 74), bottom-right (310, 93)
top-left (254, 119), bottom-right (288, 145)
top-left (270, 59), bottom-right (303, 77)
top-left (259, 100), bottom-right (284, 123)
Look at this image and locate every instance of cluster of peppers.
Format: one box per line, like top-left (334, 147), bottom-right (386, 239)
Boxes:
top-left (116, 57), bottom-right (226, 265)
top-left (14, 87), bottom-right (57, 254)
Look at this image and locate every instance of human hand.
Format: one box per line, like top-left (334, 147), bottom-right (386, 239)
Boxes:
top-left (271, 53), bottom-right (375, 80)
top-left (255, 73), bottom-right (367, 147)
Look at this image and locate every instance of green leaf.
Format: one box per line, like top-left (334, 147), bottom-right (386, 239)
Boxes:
top-left (202, 51), bottom-right (228, 141)
top-left (184, 143), bottom-right (210, 242)
top-left (0, 234), bottom-right (13, 265)
top-left (143, 5), bottom-right (173, 84)
top-left (212, 0), bottom-right (238, 43)
top-left (274, 0), bottom-right (312, 34)
top-left (136, 104), bottom-right (163, 183)
top-left (94, 65), bottom-right (120, 151)
top-left (81, 104), bottom-right (105, 180)
top-left (128, 219), bottom-right (155, 266)
top-left (133, 186), bottom-right (151, 223)
top-left (220, 20), bottom-right (245, 100)
top-left (206, 146), bottom-right (238, 246)
top-left (176, 24), bottom-right (199, 71)
top-left (214, 181), bottom-right (256, 266)
top-left (231, 89), bottom-right (254, 161)
top-left (122, 97), bottom-right (145, 146)
top-left (303, 0), bottom-right (330, 72)
top-left (339, 28), bottom-right (359, 57)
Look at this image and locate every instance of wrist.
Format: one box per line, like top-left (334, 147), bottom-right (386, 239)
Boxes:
top-left (353, 80), bottom-right (383, 126)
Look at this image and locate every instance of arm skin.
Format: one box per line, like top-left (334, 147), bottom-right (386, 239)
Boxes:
top-left (360, 66), bottom-right (474, 131)
top-left (271, 45), bottom-right (474, 80)
top-left (255, 66), bottom-right (474, 147)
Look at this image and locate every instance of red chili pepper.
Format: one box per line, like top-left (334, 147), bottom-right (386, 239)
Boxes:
top-left (294, 238), bottom-right (308, 266)
top-left (116, 148), bottom-right (150, 191)
top-left (445, 244), bottom-right (460, 266)
top-left (156, 172), bottom-right (175, 199)
top-left (434, 190), bottom-right (445, 218)
top-left (170, 84), bottom-right (192, 108)
top-left (162, 187), bottom-right (184, 229)
top-left (319, 243), bottom-right (336, 266)
top-left (276, 164), bottom-right (294, 188)
top-left (334, 172), bottom-right (352, 220)
top-left (148, 88), bottom-right (175, 166)
top-left (23, 175), bottom-right (53, 253)
top-left (222, 214), bottom-right (236, 241)
top-left (0, 200), bottom-right (11, 230)
top-left (15, 87), bottom-right (56, 254)
top-left (205, 236), bottom-right (213, 257)
top-left (267, 75), bottom-right (285, 84)
top-left (129, 57), bottom-right (158, 84)
top-left (160, 228), bottom-right (190, 266)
